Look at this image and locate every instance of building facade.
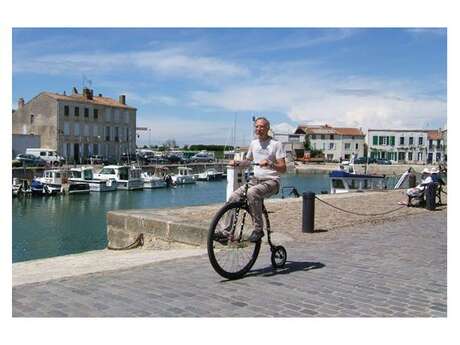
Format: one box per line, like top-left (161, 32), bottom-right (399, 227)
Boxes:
top-left (367, 129), bottom-right (446, 163)
top-left (12, 88), bottom-right (137, 163)
top-left (12, 134), bottom-right (41, 158)
top-left (294, 124), bottom-right (365, 161)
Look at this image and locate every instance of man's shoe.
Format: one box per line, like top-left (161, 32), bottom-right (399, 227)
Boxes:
top-left (248, 230), bottom-right (264, 243)
top-left (213, 231), bottom-right (229, 245)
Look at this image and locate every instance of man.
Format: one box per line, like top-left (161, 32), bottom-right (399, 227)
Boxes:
top-left (222, 117), bottom-right (286, 243)
top-left (399, 168), bottom-right (433, 206)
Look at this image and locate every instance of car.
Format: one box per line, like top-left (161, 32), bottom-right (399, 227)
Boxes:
top-left (375, 158), bottom-right (392, 165)
top-left (120, 153), bottom-right (139, 163)
top-left (147, 156), bottom-right (169, 164)
top-left (166, 155), bottom-right (184, 164)
top-left (191, 152), bottom-right (215, 163)
top-left (353, 157), bottom-right (370, 164)
top-left (88, 155), bottom-right (104, 165)
top-left (15, 154), bottom-right (47, 167)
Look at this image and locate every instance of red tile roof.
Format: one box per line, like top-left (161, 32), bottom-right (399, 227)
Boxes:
top-left (427, 131), bottom-right (442, 140)
top-left (43, 92), bottom-right (136, 110)
top-left (295, 125), bottom-right (364, 136)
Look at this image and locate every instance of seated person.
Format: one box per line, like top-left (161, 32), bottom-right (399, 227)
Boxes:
top-left (399, 168), bottom-right (433, 206)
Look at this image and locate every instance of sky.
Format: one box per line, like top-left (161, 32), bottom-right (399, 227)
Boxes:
top-left (12, 28), bottom-right (447, 147)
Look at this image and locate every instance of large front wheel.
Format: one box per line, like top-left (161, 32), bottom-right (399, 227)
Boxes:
top-left (207, 202), bottom-right (263, 280)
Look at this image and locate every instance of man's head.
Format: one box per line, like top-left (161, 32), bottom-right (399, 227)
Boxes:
top-left (254, 116), bottom-right (270, 140)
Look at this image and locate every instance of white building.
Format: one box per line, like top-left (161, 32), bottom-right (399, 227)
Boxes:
top-left (368, 129), bottom-right (446, 163)
top-left (294, 124), bottom-right (365, 161)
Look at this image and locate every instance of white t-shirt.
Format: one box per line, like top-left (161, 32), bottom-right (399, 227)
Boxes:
top-left (246, 137), bottom-right (286, 181)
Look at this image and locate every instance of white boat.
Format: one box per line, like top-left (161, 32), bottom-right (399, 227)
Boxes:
top-left (196, 168), bottom-right (223, 181)
top-left (94, 165), bottom-right (144, 190)
top-left (69, 166), bottom-right (117, 192)
top-left (329, 163), bottom-right (386, 194)
top-left (32, 169), bottom-right (64, 195)
top-left (171, 167), bottom-right (196, 185)
top-left (141, 171), bottom-right (167, 189)
top-left (12, 178), bottom-right (31, 197)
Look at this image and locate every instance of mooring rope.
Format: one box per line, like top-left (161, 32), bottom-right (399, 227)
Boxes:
top-left (107, 233), bottom-right (144, 250)
top-left (314, 195), bottom-right (407, 217)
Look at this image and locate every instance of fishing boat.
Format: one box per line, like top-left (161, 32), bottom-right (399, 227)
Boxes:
top-left (69, 166), bottom-right (117, 192)
top-left (196, 168), bottom-right (223, 181)
top-left (171, 167), bottom-right (196, 185)
top-left (31, 169), bottom-right (64, 195)
top-left (141, 171), bottom-right (167, 189)
top-left (94, 165), bottom-right (143, 190)
top-left (329, 163), bottom-right (386, 194)
top-left (12, 178), bottom-right (31, 197)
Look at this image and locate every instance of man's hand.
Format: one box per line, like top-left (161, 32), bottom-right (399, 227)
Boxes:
top-left (259, 159), bottom-right (271, 168)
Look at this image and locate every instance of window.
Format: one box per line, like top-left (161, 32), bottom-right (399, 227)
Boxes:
top-left (64, 122), bottom-right (70, 135)
top-left (390, 136), bottom-right (395, 146)
top-left (429, 140), bottom-right (433, 149)
top-left (84, 108), bottom-right (89, 118)
top-left (84, 124), bottom-right (89, 136)
top-left (409, 137), bottom-right (414, 145)
top-left (408, 152), bottom-right (413, 161)
top-left (373, 136), bottom-right (378, 145)
top-left (418, 137), bottom-right (423, 145)
top-left (94, 109), bottom-right (98, 119)
top-left (400, 137), bottom-right (405, 145)
top-left (74, 107), bottom-right (79, 116)
top-left (115, 127), bottom-right (119, 142)
top-left (30, 114), bottom-right (34, 124)
top-left (40, 151), bottom-right (46, 156)
top-left (321, 134), bottom-right (325, 140)
top-left (382, 136), bottom-right (388, 145)
top-left (330, 135), bottom-right (334, 140)
top-left (355, 143), bottom-right (359, 150)
top-left (124, 111), bottom-right (129, 124)
top-left (311, 134), bottom-right (316, 140)
top-left (106, 126), bottom-right (110, 141)
top-left (344, 143), bottom-right (351, 150)
top-left (379, 136), bottom-right (384, 145)
top-left (74, 123), bottom-right (80, 136)
top-left (64, 105), bottom-right (69, 116)
top-left (105, 108), bottom-right (111, 122)
top-left (329, 143), bottom-right (334, 150)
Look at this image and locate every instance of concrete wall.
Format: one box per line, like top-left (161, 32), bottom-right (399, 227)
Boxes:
top-left (12, 134), bottom-right (41, 158)
top-left (12, 93), bottom-right (58, 150)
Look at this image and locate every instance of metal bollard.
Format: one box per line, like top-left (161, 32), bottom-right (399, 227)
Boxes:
top-left (302, 192), bottom-right (315, 233)
top-left (425, 182), bottom-right (437, 211)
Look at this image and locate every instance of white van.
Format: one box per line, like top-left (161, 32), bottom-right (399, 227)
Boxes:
top-left (25, 148), bottom-right (65, 166)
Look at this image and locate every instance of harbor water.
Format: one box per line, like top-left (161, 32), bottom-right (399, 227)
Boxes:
top-left (13, 173), bottom-right (334, 263)
top-left (13, 172), bottom-right (403, 263)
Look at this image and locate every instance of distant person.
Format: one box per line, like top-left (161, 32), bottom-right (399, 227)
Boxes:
top-left (215, 117), bottom-right (287, 243)
top-left (399, 168), bottom-right (433, 206)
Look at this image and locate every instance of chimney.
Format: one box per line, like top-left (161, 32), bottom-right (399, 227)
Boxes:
top-left (18, 98), bottom-right (25, 109)
top-left (82, 88), bottom-right (93, 100)
top-left (72, 87), bottom-right (78, 95)
top-left (119, 95), bottom-right (126, 105)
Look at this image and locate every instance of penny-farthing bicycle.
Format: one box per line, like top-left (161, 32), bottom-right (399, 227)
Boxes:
top-left (207, 180), bottom-right (287, 280)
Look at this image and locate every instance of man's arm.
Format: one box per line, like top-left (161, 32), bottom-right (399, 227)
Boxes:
top-left (259, 157), bottom-right (286, 173)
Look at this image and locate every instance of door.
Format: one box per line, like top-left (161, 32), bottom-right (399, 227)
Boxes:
top-left (74, 143), bottom-right (80, 163)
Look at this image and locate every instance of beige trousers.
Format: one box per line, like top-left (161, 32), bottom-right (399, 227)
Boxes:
top-left (228, 178), bottom-right (279, 233)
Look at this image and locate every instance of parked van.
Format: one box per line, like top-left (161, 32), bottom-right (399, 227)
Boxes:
top-left (25, 148), bottom-right (65, 166)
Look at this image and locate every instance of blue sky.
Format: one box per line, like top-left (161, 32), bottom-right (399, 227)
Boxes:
top-left (12, 28), bottom-right (447, 146)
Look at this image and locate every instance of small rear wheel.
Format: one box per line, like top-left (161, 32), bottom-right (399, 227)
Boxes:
top-left (271, 245), bottom-right (287, 269)
top-left (207, 202), bottom-right (263, 280)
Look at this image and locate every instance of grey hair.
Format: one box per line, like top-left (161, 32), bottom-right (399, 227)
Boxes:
top-left (254, 116), bottom-right (270, 128)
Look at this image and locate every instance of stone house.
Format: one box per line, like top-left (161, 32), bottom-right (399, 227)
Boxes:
top-left (12, 87), bottom-right (137, 163)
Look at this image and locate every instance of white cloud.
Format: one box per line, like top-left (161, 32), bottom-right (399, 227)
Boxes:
top-left (271, 122), bottom-right (296, 134)
top-left (190, 73), bottom-right (447, 131)
top-left (13, 49), bottom-right (249, 81)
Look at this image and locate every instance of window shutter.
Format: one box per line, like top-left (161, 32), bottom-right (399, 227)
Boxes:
top-left (373, 136), bottom-right (378, 145)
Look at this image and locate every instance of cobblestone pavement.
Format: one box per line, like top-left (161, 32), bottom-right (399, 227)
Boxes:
top-left (13, 210), bottom-right (446, 317)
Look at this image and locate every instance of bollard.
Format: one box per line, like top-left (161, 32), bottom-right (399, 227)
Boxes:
top-left (302, 192), bottom-right (315, 233)
top-left (425, 182), bottom-right (437, 211)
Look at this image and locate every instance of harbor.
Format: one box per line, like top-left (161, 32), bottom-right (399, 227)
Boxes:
top-left (13, 190), bottom-right (447, 317)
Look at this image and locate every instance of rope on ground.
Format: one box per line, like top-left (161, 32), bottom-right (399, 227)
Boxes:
top-left (107, 233), bottom-right (144, 250)
top-left (314, 195), bottom-right (407, 217)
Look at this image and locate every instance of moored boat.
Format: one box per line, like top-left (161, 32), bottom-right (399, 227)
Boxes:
top-left (172, 167), bottom-right (196, 185)
top-left (329, 163), bottom-right (386, 194)
top-left (94, 165), bottom-right (143, 190)
top-left (69, 166), bottom-right (117, 192)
